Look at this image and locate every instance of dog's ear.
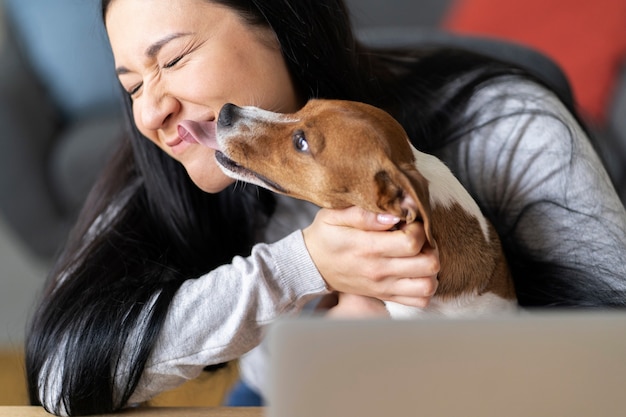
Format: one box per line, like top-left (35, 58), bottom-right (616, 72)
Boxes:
top-left (374, 164), bottom-right (434, 247)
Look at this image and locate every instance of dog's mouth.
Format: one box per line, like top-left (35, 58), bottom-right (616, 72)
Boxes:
top-left (215, 151), bottom-right (288, 194)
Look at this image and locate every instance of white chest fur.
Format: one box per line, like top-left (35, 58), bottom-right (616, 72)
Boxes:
top-left (385, 295), bottom-right (518, 319)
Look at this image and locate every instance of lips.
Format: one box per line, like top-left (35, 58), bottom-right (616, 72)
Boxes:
top-left (215, 151), bottom-right (288, 193)
top-left (177, 120), bottom-right (218, 149)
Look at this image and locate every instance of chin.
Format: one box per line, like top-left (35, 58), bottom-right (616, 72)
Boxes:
top-left (180, 150), bottom-right (234, 193)
top-left (187, 169), bottom-right (235, 194)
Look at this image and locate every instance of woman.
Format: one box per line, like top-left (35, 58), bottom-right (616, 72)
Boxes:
top-left (26, 0), bottom-right (626, 415)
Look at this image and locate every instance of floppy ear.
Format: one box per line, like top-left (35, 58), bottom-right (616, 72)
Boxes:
top-left (374, 164), bottom-right (435, 247)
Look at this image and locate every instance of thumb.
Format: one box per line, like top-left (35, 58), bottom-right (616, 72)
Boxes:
top-left (322, 206), bottom-right (400, 231)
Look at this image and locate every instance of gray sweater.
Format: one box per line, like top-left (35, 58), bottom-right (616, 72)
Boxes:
top-left (239, 76), bottom-right (626, 397)
top-left (38, 77), bottom-right (626, 414)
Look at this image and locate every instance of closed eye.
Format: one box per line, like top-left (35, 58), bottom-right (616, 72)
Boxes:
top-left (164, 55), bottom-right (183, 69)
top-left (127, 83), bottom-right (143, 97)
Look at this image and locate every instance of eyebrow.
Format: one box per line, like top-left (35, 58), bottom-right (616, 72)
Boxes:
top-left (115, 32), bottom-right (192, 75)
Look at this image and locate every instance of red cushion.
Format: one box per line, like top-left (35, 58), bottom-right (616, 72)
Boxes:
top-left (443, 0), bottom-right (626, 124)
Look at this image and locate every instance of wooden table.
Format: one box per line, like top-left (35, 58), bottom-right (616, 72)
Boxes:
top-left (0, 407), bottom-right (264, 416)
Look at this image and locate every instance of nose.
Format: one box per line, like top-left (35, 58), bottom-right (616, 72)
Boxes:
top-left (218, 103), bottom-right (241, 128)
top-left (138, 85), bottom-right (179, 131)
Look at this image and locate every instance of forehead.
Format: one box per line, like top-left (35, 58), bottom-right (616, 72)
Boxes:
top-left (105, 0), bottom-right (238, 58)
top-left (297, 101), bottom-right (414, 160)
top-left (298, 102), bottom-right (395, 135)
top-left (105, 0), bottom-right (217, 31)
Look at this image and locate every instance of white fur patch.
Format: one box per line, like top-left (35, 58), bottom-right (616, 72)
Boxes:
top-left (216, 105), bottom-right (298, 148)
top-left (385, 292), bottom-right (518, 319)
top-left (234, 106), bottom-right (296, 130)
top-left (411, 146), bottom-right (490, 241)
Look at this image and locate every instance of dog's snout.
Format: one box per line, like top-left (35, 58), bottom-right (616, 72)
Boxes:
top-left (218, 103), bottom-right (240, 128)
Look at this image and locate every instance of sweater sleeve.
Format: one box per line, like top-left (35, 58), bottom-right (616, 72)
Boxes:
top-left (125, 230), bottom-right (327, 404)
top-left (38, 230), bottom-right (328, 414)
top-left (436, 76), bottom-right (626, 306)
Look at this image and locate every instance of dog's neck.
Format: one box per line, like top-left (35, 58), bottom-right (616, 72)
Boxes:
top-left (410, 147), bottom-right (490, 241)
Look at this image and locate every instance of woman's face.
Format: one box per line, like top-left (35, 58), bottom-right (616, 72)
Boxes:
top-left (106, 0), bottom-right (302, 192)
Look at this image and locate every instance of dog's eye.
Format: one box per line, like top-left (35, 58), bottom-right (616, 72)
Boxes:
top-left (293, 130), bottom-right (309, 153)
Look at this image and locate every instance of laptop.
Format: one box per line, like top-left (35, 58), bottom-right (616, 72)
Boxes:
top-left (266, 311), bottom-right (626, 417)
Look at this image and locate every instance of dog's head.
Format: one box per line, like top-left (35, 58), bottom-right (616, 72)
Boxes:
top-left (215, 99), bottom-right (432, 241)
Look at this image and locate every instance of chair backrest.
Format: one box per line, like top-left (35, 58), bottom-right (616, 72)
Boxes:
top-left (357, 27), bottom-right (575, 110)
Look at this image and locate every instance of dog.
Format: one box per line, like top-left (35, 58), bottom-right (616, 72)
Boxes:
top-left (212, 99), bottom-right (518, 317)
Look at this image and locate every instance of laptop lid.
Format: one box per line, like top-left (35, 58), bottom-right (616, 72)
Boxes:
top-left (266, 312), bottom-right (626, 417)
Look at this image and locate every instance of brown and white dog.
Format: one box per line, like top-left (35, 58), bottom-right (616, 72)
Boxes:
top-left (213, 99), bottom-right (517, 317)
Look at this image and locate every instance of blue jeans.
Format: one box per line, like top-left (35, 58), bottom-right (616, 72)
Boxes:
top-left (225, 380), bottom-right (264, 406)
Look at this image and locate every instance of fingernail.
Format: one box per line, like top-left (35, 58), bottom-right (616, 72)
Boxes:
top-left (377, 213), bottom-right (401, 225)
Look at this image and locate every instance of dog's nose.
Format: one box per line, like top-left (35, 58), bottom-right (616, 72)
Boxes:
top-left (218, 103), bottom-right (240, 127)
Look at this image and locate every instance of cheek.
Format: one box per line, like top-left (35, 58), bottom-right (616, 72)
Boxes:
top-left (226, 48), bottom-right (300, 112)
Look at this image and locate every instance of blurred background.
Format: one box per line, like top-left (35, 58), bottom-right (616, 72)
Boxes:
top-left (1, 0), bottom-right (625, 406)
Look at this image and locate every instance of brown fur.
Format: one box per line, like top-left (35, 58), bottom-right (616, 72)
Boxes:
top-left (216, 99), bottom-right (516, 303)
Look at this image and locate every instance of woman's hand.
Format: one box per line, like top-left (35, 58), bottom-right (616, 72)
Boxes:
top-left (317, 293), bottom-right (390, 318)
top-left (302, 206), bottom-right (440, 309)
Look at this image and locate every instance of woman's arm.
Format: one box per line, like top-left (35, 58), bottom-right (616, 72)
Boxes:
top-left (37, 230), bottom-right (327, 414)
top-left (35, 188), bottom-right (439, 416)
top-left (438, 76), bottom-right (626, 306)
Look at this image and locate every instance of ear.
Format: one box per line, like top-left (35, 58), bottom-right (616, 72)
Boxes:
top-left (374, 164), bottom-right (435, 247)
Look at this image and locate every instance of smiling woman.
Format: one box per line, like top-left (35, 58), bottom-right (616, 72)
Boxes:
top-left (106, 0), bottom-right (301, 192)
top-left (106, 0), bottom-right (380, 200)
top-left (25, 0), bottom-right (626, 415)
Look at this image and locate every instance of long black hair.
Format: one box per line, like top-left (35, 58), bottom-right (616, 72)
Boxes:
top-left (25, 0), bottom-right (619, 415)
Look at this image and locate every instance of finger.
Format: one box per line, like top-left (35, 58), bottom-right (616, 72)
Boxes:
top-left (330, 222), bottom-right (429, 261)
top-left (382, 273), bottom-right (439, 299)
top-left (320, 206), bottom-right (400, 231)
top-left (373, 223), bottom-right (430, 258)
top-left (368, 246), bottom-right (440, 284)
top-left (379, 279), bottom-right (438, 309)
